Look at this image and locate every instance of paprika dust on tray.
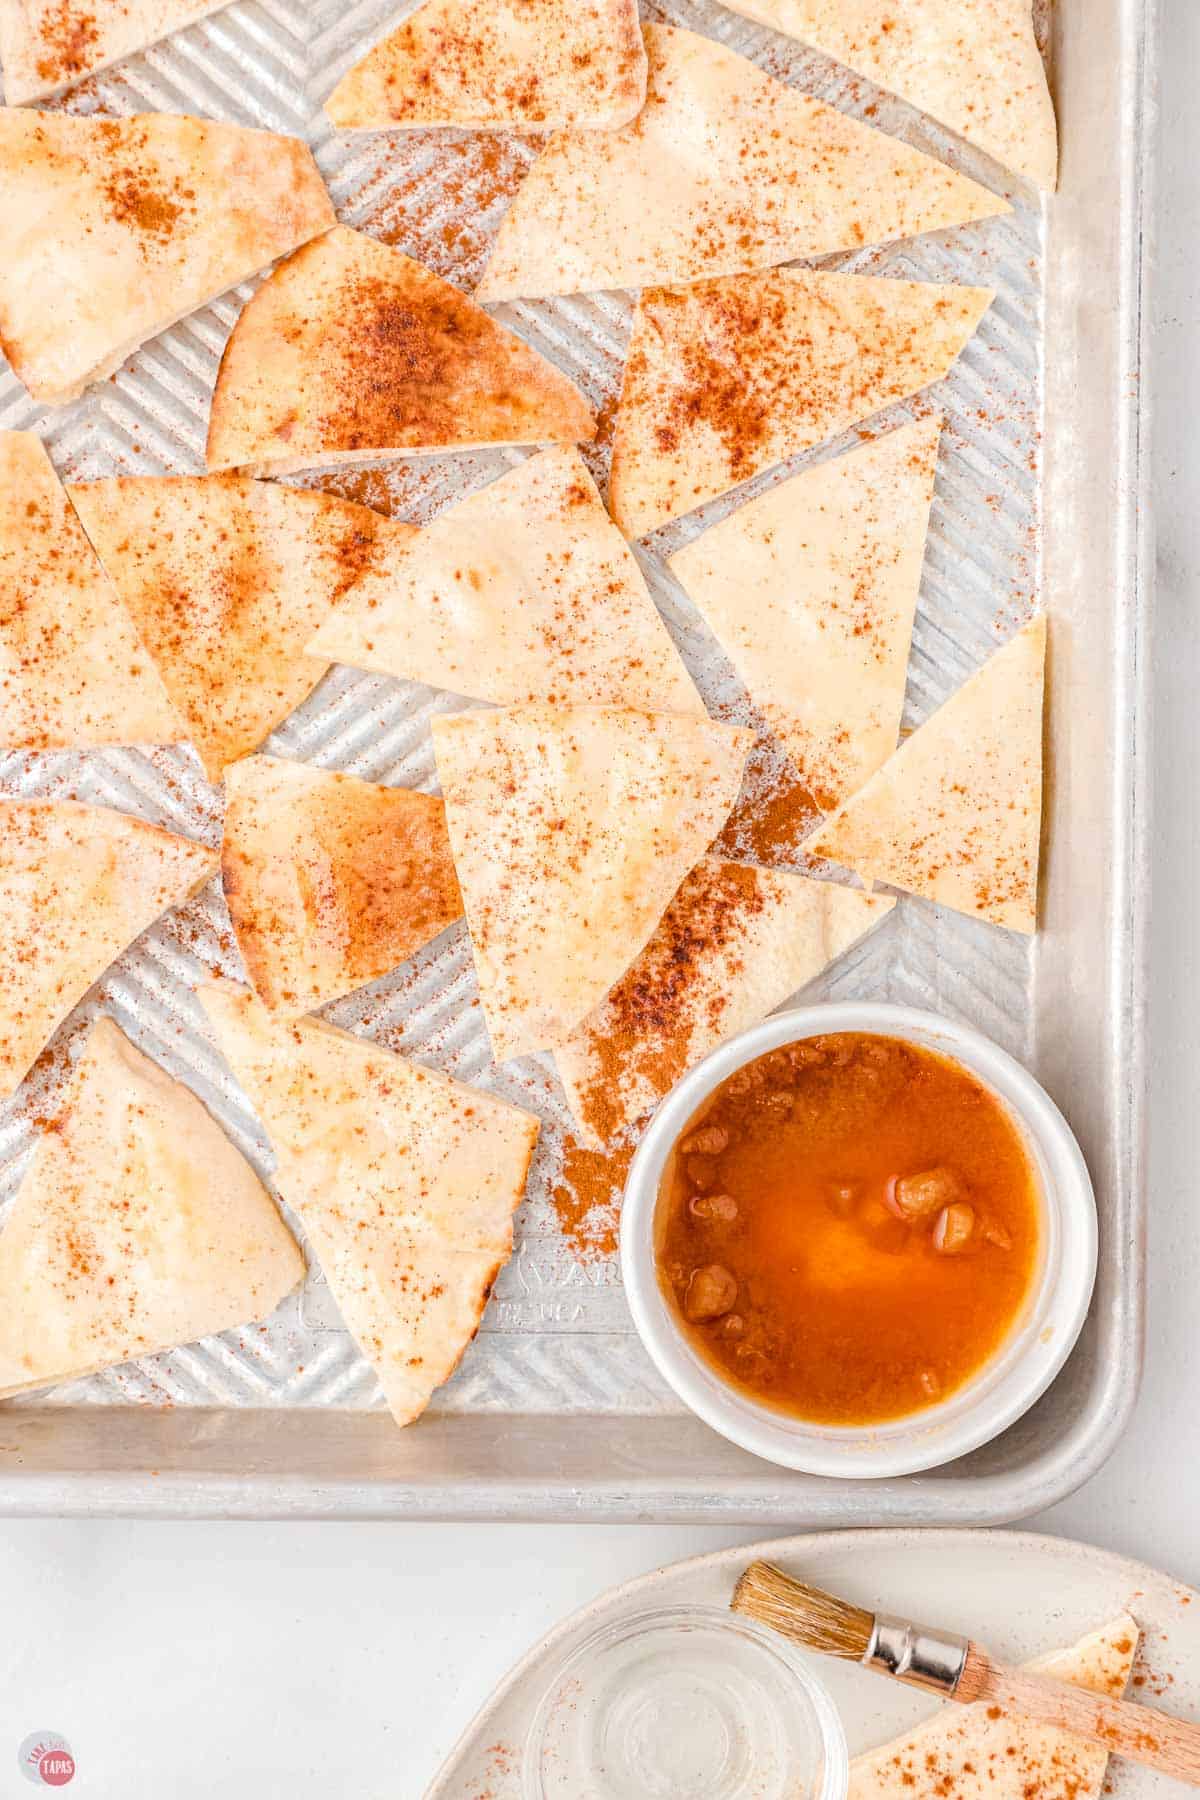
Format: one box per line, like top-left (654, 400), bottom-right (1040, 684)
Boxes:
top-left (654, 1033), bottom-right (1042, 1426)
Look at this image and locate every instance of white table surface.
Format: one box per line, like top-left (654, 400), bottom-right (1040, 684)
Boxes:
top-left (1, 11), bottom-right (1192, 1799)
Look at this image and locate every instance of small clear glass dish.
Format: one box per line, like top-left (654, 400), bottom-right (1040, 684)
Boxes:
top-left (522, 1604), bottom-right (849, 1800)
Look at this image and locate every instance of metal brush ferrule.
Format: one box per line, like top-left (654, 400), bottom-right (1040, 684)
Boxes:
top-left (864, 1615), bottom-right (969, 1697)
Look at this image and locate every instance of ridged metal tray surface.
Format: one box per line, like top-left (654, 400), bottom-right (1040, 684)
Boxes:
top-left (0, 0), bottom-right (1153, 1519)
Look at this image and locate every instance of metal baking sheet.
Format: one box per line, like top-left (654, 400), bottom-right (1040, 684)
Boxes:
top-left (0, 0), bottom-right (1152, 1519)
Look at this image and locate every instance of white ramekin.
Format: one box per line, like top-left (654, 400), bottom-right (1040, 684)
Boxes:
top-left (621, 1002), bottom-right (1098, 1479)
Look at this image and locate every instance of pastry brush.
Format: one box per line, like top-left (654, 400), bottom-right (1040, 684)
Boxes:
top-left (732, 1560), bottom-right (1200, 1786)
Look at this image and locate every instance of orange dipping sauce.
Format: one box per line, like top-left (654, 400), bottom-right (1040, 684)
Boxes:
top-left (655, 1033), bottom-right (1042, 1426)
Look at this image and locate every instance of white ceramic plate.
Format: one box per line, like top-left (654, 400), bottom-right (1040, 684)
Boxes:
top-left (427, 1530), bottom-right (1200, 1799)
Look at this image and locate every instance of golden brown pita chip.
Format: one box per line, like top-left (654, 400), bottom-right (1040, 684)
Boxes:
top-left (432, 704), bottom-right (753, 1062)
top-left (0, 797), bottom-right (216, 1099)
top-left (68, 472), bottom-right (410, 782)
top-left (325, 0), bottom-right (646, 133)
top-left (476, 23), bottom-right (1005, 302)
top-left (205, 226), bottom-right (594, 477)
top-left (0, 0), bottom-right (231, 106)
top-left (199, 982), bottom-right (540, 1427)
top-left (222, 755), bottom-right (462, 1018)
top-left (306, 446), bottom-right (702, 714)
top-left (849, 1614), bottom-right (1138, 1800)
top-left (806, 615), bottom-right (1046, 931)
top-left (669, 420), bottom-right (940, 807)
top-left (0, 1017), bottom-right (302, 1399)
top-left (721, 0), bottom-right (1057, 190)
top-left (610, 269), bottom-right (992, 537)
top-left (0, 107), bottom-right (334, 405)
top-left (1, 431), bottom-right (184, 752)
top-left (556, 858), bottom-right (894, 1145)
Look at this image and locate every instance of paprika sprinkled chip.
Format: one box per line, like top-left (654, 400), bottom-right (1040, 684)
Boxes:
top-left (69, 471), bottom-right (413, 783)
top-left (206, 226), bottom-right (595, 477)
top-left (806, 615), bottom-right (1047, 932)
top-left (0, 1017), bottom-right (302, 1400)
top-left (221, 754), bottom-right (462, 1019)
top-left (307, 446), bottom-right (703, 716)
top-left (609, 268), bottom-right (992, 537)
top-left (0, 108), bottom-right (334, 405)
top-left (476, 23), bottom-right (1006, 302)
top-left (199, 981), bottom-right (540, 1428)
top-left (325, 0), bottom-right (646, 133)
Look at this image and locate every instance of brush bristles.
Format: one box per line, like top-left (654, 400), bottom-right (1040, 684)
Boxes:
top-left (732, 1561), bottom-right (875, 1662)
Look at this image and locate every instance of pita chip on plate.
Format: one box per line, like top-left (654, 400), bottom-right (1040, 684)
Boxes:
top-left (1, 431), bottom-right (184, 753)
top-left (306, 446), bottom-right (702, 715)
top-left (669, 419), bottom-right (940, 809)
top-left (720, 0), bottom-right (1057, 192)
top-left (556, 857), bottom-right (894, 1147)
top-left (432, 704), bottom-right (753, 1063)
top-left (848, 1613), bottom-right (1139, 1800)
top-left (807, 614), bottom-right (1047, 932)
top-left (325, 0), bottom-right (646, 133)
top-left (205, 226), bottom-right (594, 478)
top-left (68, 472), bottom-right (411, 783)
top-left (0, 108), bottom-right (333, 406)
top-left (0, 1017), bottom-right (302, 1400)
top-left (475, 23), bottom-right (1005, 303)
top-left (0, 796), bottom-right (216, 1100)
top-left (0, 0), bottom-right (232, 106)
top-left (199, 981), bottom-right (540, 1427)
top-left (610, 269), bottom-right (992, 537)
top-left (221, 754), bottom-right (462, 1018)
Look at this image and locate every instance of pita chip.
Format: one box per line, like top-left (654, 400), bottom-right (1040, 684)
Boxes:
top-left (206, 226), bottom-right (594, 478)
top-left (806, 615), bottom-right (1046, 932)
top-left (222, 755), bottom-right (462, 1018)
top-left (325, 0), bottom-right (646, 133)
top-left (610, 269), bottom-right (992, 537)
top-left (0, 797), bottom-right (216, 1099)
top-left (0, 108), bottom-right (333, 405)
top-left (848, 1613), bottom-right (1139, 1800)
top-left (1, 431), bottom-right (184, 752)
top-left (198, 982), bottom-right (540, 1426)
top-left (432, 704), bottom-right (752, 1062)
top-left (306, 446), bottom-right (702, 715)
top-left (720, 0), bottom-right (1057, 191)
top-left (669, 420), bottom-right (940, 808)
top-left (0, 1017), bottom-right (302, 1400)
top-left (68, 472), bottom-right (411, 782)
top-left (556, 858), bottom-right (894, 1146)
top-left (476, 24), bottom-right (1005, 303)
top-left (0, 0), bottom-right (232, 106)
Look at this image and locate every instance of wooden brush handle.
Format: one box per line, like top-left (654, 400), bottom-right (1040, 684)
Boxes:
top-left (962, 1647), bottom-right (1200, 1786)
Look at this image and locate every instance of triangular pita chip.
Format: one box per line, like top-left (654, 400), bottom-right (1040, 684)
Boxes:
top-left (849, 1613), bottom-right (1139, 1800)
top-left (222, 755), bottom-right (462, 1018)
top-left (610, 269), bottom-right (992, 537)
top-left (0, 1017), bottom-right (302, 1399)
top-left (198, 982), bottom-right (540, 1426)
top-left (325, 0), bottom-right (646, 133)
top-left (206, 226), bottom-right (594, 477)
top-left (1, 431), bottom-right (184, 752)
top-left (669, 420), bottom-right (940, 808)
top-left (0, 0), bottom-right (232, 106)
top-left (806, 615), bottom-right (1046, 931)
top-left (67, 472), bottom-right (411, 782)
top-left (476, 23), bottom-right (1005, 302)
top-left (720, 0), bottom-right (1057, 191)
top-left (0, 797), bottom-right (216, 1099)
top-left (432, 704), bottom-right (753, 1061)
top-left (556, 857), bottom-right (894, 1146)
top-left (0, 108), bottom-right (334, 405)
top-left (306, 446), bottom-right (702, 715)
